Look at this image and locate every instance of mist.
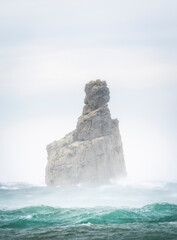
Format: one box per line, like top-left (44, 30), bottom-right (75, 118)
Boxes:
top-left (0, 0), bottom-right (177, 183)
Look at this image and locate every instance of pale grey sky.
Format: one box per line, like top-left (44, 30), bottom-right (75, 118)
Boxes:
top-left (0, 0), bottom-right (177, 183)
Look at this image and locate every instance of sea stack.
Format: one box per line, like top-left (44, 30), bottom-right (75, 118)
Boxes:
top-left (45, 80), bottom-right (126, 186)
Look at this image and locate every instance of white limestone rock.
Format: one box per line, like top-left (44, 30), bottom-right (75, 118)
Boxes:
top-left (45, 80), bottom-right (126, 186)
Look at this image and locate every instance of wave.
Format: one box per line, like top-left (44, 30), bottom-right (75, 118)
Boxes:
top-left (0, 182), bottom-right (46, 190)
top-left (1, 181), bottom-right (177, 211)
top-left (1, 203), bottom-right (177, 229)
top-left (1, 180), bottom-right (177, 191)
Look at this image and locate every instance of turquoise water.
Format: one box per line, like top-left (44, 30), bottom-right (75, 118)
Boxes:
top-left (0, 181), bottom-right (177, 239)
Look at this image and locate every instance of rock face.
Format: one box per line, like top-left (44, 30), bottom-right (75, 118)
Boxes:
top-left (45, 80), bottom-right (126, 186)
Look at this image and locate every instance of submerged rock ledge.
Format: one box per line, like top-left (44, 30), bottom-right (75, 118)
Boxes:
top-left (45, 80), bottom-right (126, 186)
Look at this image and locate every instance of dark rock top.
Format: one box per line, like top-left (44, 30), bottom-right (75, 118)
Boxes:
top-left (83, 80), bottom-right (110, 114)
top-left (74, 80), bottom-right (118, 141)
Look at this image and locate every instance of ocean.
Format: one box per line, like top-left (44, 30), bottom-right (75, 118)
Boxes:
top-left (0, 180), bottom-right (177, 240)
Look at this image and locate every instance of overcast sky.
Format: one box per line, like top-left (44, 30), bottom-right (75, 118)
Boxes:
top-left (0, 0), bottom-right (177, 183)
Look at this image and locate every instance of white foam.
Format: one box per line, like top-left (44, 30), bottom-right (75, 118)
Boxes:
top-left (20, 215), bottom-right (32, 220)
top-left (80, 222), bottom-right (92, 226)
top-left (0, 186), bottom-right (19, 190)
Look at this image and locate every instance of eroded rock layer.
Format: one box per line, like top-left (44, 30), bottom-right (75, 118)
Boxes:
top-left (45, 80), bottom-right (126, 186)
